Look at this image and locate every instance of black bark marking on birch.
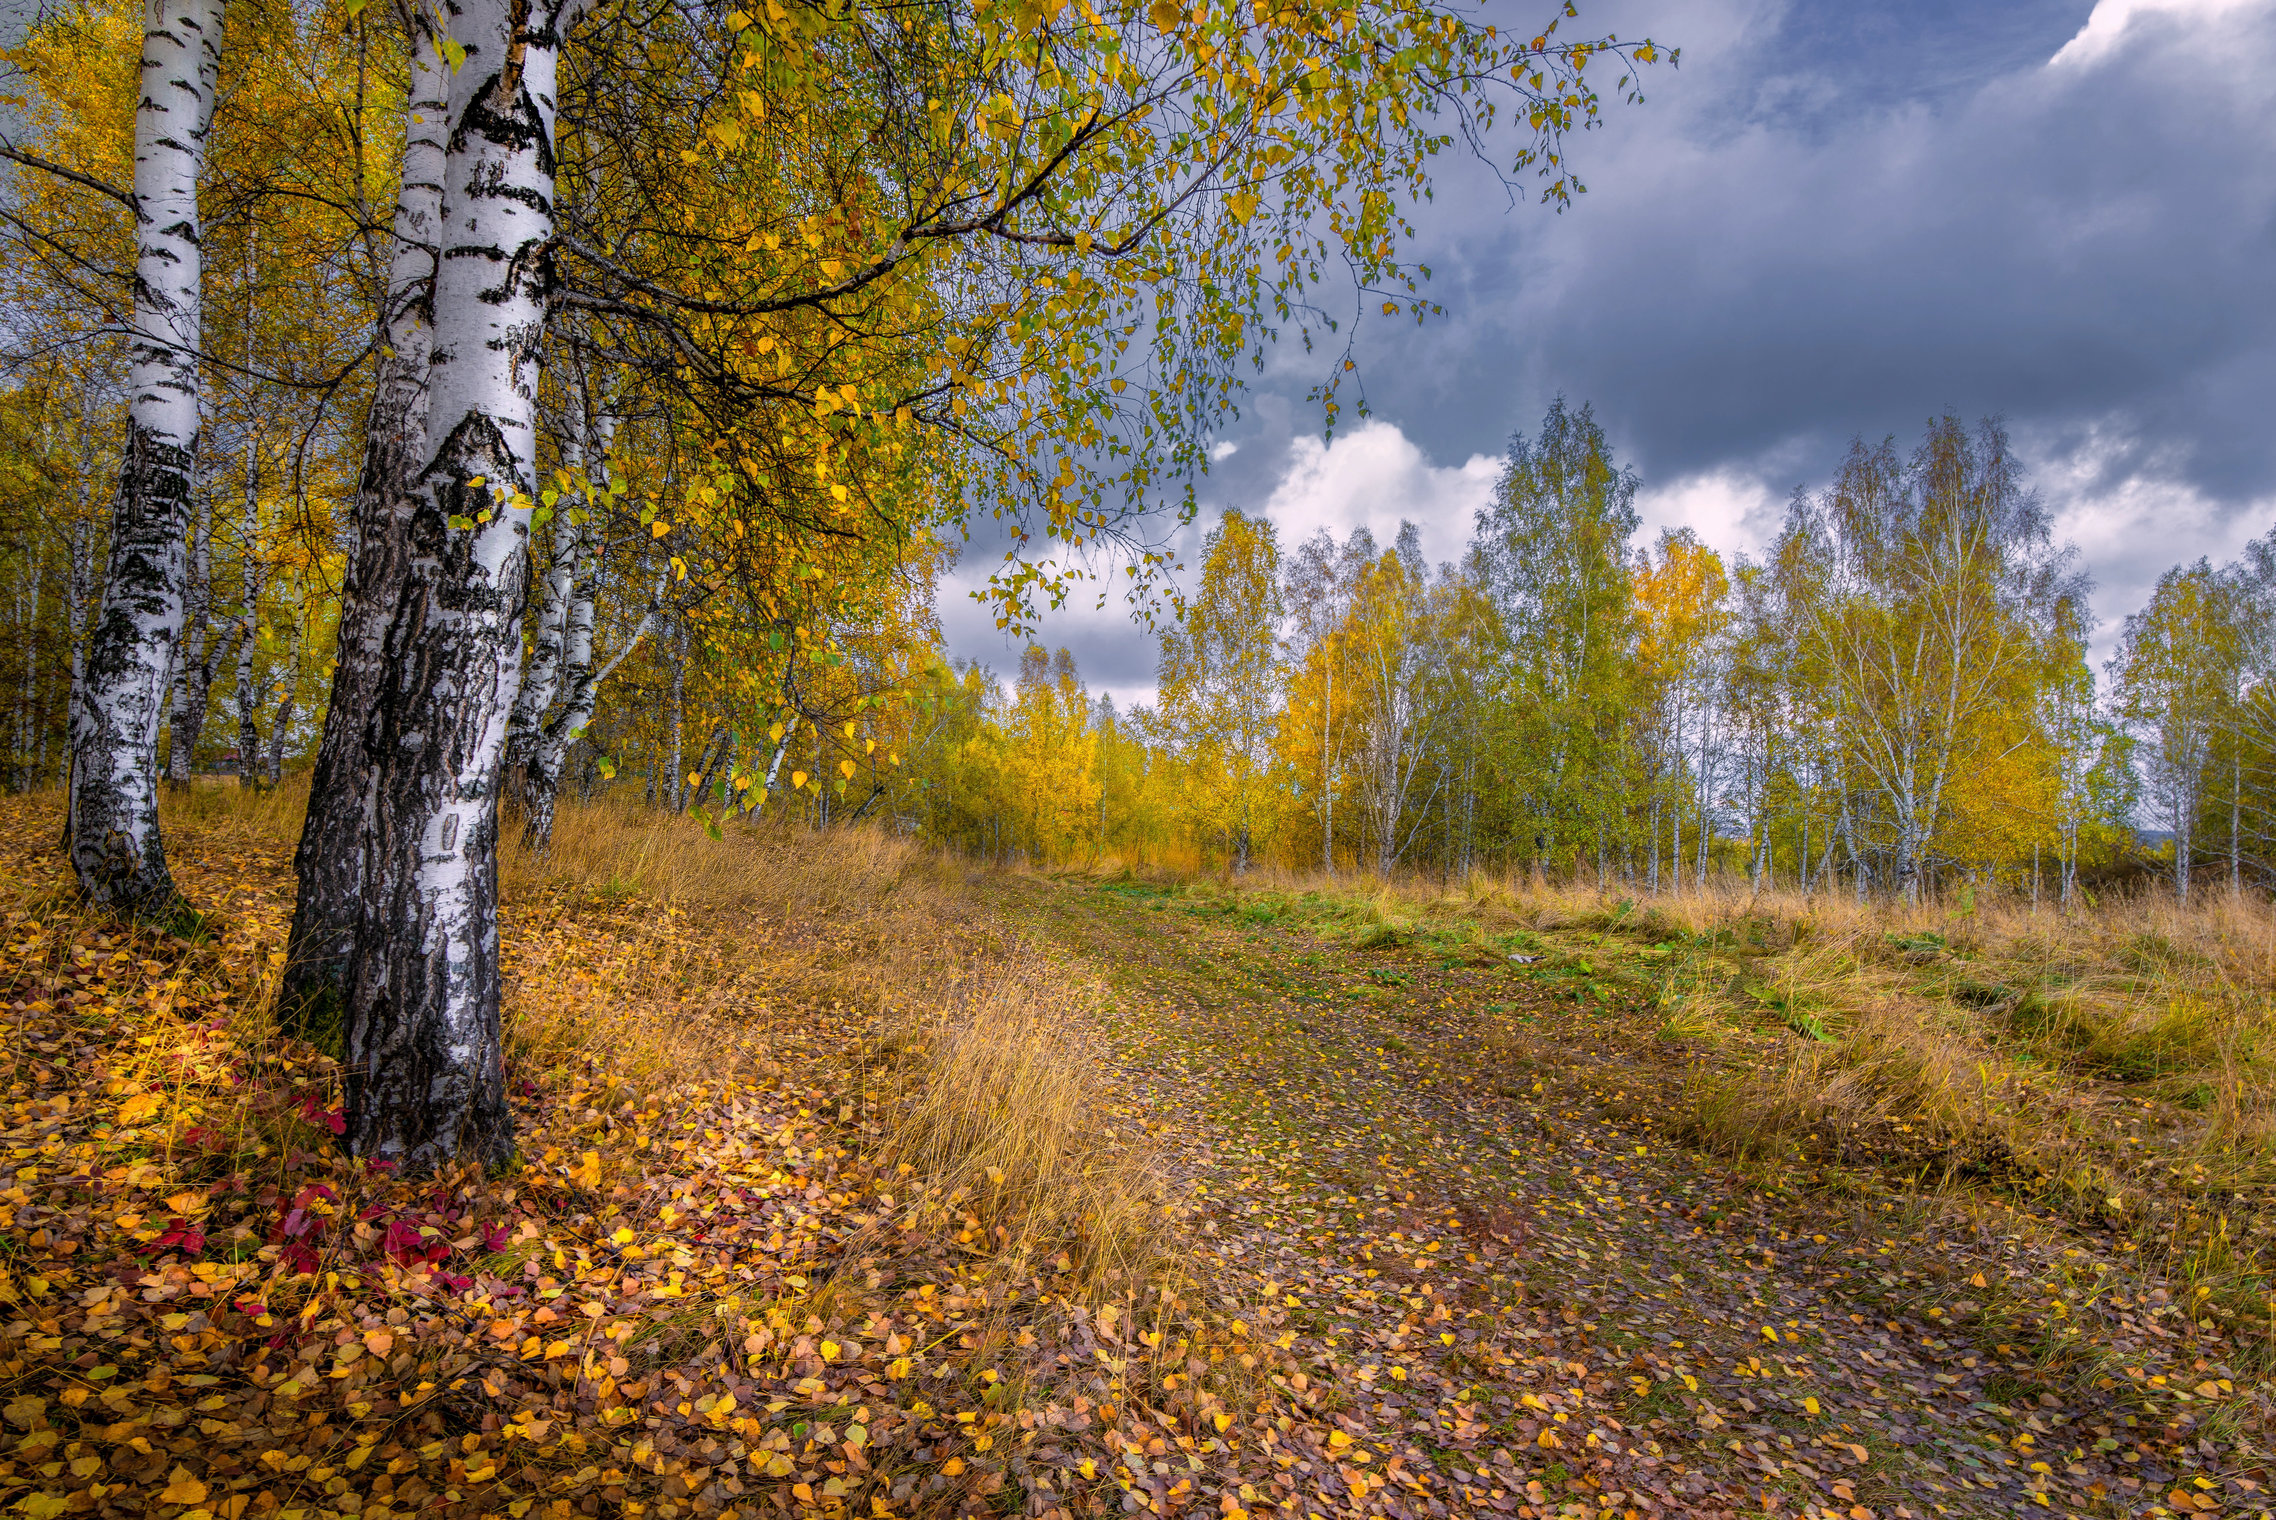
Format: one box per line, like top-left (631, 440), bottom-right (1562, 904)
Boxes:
top-left (70, 419), bottom-right (192, 915)
top-left (339, 414), bottom-right (525, 1171)
top-left (284, 33), bottom-right (446, 1022)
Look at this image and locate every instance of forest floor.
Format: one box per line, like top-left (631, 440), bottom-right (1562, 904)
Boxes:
top-left (990, 871), bottom-right (2275, 1520)
top-left (0, 795), bottom-right (2271, 1520)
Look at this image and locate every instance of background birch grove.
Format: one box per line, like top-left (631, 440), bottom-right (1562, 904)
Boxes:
top-left (3, 0), bottom-right (2265, 918)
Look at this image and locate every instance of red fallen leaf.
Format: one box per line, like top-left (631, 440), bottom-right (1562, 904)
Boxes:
top-left (297, 1093), bottom-right (346, 1135)
top-left (140, 1218), bottom-right (206, 1256)
top-left (382, 1218), bottom-right (450, 1267)
top-left (482, 1221), bottom-right (511, 1252)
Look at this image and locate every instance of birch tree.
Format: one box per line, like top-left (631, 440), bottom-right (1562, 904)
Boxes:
top-left (503, 373), bottom-right (668, 850)
top-left (67, 0), bottom-right (222, 911)
top-left (334, 0), bottom-right (582, 1166)
top-left (1782, 417), bottom-right (2075, 900)
top-left (163, 474), bottom-right (214, 784)
top-left (1471, 399), bottom-right (1640, 876)
top-left (1282, 527), bottom-right (1371, 873)
top-left (282, 13), bottom-right (448, 1019)
top-left (2110, 561), bottom-right (2241, 903)
top-left (1346, 524), bottom-right (1445, 877)
top-left (1632, 528), bottom-right (1729, 891)
top-left (1157, 509), bottom-right (1282, 870)
top-left (307, 0), bottom-right (1664, 1162)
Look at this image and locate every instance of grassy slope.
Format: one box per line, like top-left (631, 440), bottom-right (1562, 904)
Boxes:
top-left (990, 867), bottom-right (2276, 1519)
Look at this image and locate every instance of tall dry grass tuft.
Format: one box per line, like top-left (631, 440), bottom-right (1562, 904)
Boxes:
top-left (1686, 995), bottom-right (2014, 1174)
top-left (493, 800), bottom-right (996, 1101)
top-left (159, 774), bottom-right (311, 851)
top-left (148, 781), bottom-right (1003, 1114)
top-left (864, 954), bottom-right (1170, 1301)
top-left (505, 798), bottom-right (937, 912)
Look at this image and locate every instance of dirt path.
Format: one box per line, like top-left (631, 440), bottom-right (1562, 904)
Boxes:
top-left (1001, 876), bottom-right (2268, 1520)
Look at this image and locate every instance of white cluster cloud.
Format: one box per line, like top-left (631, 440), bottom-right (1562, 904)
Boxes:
top-left (935, 422), bottom-right (1503, 709)
top-left (1632, 468), bottom-right (1788, 564)
top-left (1259, 421), bottom-right (1499, 572)
top-left (2051, 0), bottom-right (2272, 66)
top-left (2027, 424), bottom-right (2276, 663)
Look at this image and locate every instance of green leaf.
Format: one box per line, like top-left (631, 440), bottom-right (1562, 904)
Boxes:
top-left (441, 35), bottom-right (467, 70)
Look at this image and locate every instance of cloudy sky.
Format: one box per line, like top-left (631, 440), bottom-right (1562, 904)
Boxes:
top-left (942, 0), bottom-right (2276, 708)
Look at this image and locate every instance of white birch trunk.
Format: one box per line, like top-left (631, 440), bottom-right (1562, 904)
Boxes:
top-left (12, 552), bottom-right (43, 789)
top-left (762, 711), bottom-right (800, 794)
top-left (1321, 660), bottom-right (1334, 873)
top-left (668, 618), bottom-right (686, 811)
top-left (68, 0), bottom-right (221, 910)
top-left (340, 0), bottom-right (577, 1168)
top-left (264, 623), bottom-right (297, 785)
top-left (506, 397), bottom-right (615, 846)
top-left (504, 392), bottom-right (587, 776)
top-left (63, 399), bottom-right (99, 811)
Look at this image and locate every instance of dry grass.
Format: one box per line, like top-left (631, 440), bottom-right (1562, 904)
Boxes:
top-left (151, 780), bottom-right (997, 1097)
top-left (142, 784), bottom-right (1177, 1296)
top-left (1098, 856), bottom-right (2276, 1356)
top-left (861, 956), bottom-right (1171, 1301)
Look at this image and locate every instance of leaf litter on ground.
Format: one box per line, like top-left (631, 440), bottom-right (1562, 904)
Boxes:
top-left (0, 794), bottom-right (2270, 1520)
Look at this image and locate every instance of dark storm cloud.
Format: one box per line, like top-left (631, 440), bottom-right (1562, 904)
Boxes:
top-left (1350, 0), bottom-right (2276, 503)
